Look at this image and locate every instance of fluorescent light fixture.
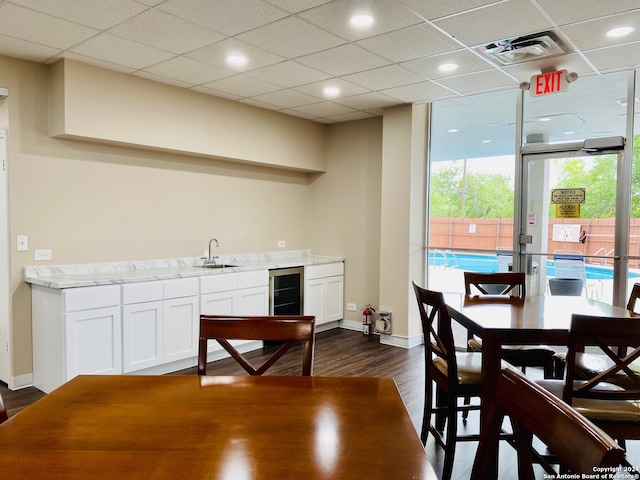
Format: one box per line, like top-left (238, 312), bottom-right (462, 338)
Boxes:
top-left (564, 131), bottom-right (575, 135)
top-left (539, 117), bottom-right (551, 122)
top-left (323, 86), bottom-right (341, 97)
top-left (226, 55), bottom-right (247, 66)
top-left (350, 14), bottom-right (374, 27)
top-left (438, 63), bottom-right (459, 72)
top-left (482, 139), bottom-right (491, 143)
top-left (606, 26), bottom-right (635, 38)
top-left (447, 129), bottom-right (458, 133)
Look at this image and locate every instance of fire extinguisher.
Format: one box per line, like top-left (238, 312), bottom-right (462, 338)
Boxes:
top-left (362, 304), bottom-right (375, 336)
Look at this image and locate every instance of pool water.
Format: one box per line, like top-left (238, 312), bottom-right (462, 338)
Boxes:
top-left (429, 251), bottom-right (640, 280)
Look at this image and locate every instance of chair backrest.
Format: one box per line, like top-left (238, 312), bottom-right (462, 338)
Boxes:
top-left (198, 315), bottom-right (316, 376)
top-left (0, 390), bottom-right (7, 424)
top-left (463, 271), bottom-right (526, 298)
top-left (563, 314), bottom-right (640, 402)
top-left (627, 283), bottom-right (640, 313)
top-left (412, 282), bottom-right (458, 388)
top-left (471, 367), bottom-right (625, 480)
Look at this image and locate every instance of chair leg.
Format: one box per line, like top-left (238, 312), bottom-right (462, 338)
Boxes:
top-left (442, 395), bottom-right (458, 480)
top-left (435, 387), bottom-right (447, 433)
top-left (421, 378), bottom-right (433, 445)
top-left (462, 395), bottom-right (470, 422)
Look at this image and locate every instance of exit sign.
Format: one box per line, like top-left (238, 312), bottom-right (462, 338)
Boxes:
top-left (530, 69), bottom-right (570, 97)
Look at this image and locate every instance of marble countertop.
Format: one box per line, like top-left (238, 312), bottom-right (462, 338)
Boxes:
top-left (24, 250), bottom-right (344, 289)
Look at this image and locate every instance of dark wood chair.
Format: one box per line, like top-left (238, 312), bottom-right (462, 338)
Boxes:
top-left (538, 314), bottom-right (640, 470)
top-left (0, 390), bottom-right (7, 424)
top-left (412, 281), bottom-right (483, 480)
top-left (553, 282), bottom-right (640, 379)
top-left (471, 366), bottom-right (625, 480)
top-left (464, 271), bottom-right (556, 378)
top-left (197, 315), bottom-right (316, 376)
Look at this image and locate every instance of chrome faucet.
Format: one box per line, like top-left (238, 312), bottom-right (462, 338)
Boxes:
top-left (204, 238), bottom-right (219, 265)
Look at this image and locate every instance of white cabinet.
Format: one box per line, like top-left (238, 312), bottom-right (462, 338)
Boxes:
top-left (304, 263), bottom-right (344, 325)
top-left (122, 278), bottom-right (199, 373)
top-left (32, 284), bottom-right (122, 393)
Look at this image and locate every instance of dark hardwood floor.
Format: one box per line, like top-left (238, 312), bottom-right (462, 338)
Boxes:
top-left (1, 327), bottom-right (638, 479)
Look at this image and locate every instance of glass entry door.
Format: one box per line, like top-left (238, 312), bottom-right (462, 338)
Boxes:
top-left (519, 139), bottom-right (627, 304)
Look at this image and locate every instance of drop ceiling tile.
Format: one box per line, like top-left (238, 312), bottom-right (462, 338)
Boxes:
top-left (293, 78), bottom-right (368, 99)
top-left (333, 91), bottom-right (399, 110)
top-left (142, 56), bottom-right (234, 85)
top-left (0, 3), bottom-right (99, 50)
top-left (298, 0), bottom-right (423, 41)
top-left (325, 111), bottom-right (376, 122)
top-left (582, 42), bottom-right (640, 73)
top-left (238, 97), bottom-right (283, 111)
top-left (10, 0), bottom-right (147, 30)
top-left (133, 70), bottom-right (194, 88)
top-left (58, 52), bottom-right (137, 73)
top-left (560, 11), bottom-right (640, 51)
top-left (356, 23), bottom-right (459, 62)
top-left (436, 69), bottom-right (518, 94)
top-left (536, 0), bottom-right (640, 25)
top-left (192, 85), bottom-right (242, 101)
top-left (159, 0), bottom-right (288, 36)
top-left (251, 89), bottom-right (321, 108)
top-left (203, 74), bottom-right (281, 97)
top-left (434, 0), bottom-right (552, 47)
top-left (109, 9), bottom-right (225, 54)
top-left (290, 101), bottom-right (357, 117)
top-left (245, 61), bottom-right (331, 88)
top-left (277, 108), bottom-right (319, 120)
top-left (185, 39), bottom-right (285, 71)
top-left (342, 64), bottom-right (425, 90)
top-left (137, 0), bottom-right (164, 5)
top-left (265, 0), bottom-right (333, 14)
top-left (400, 0), bottom-right (502, 21)
top-left (235, 16), bottom-right (346, 59)
top-left (296, 44), bottom-right (390, 76)
top-left (0, 34), bottom-right (61, 62)
top-left (71, 33), bottom-right (175, 69)
top-left (401, 49), bottom-right (493, 80)
top-left (380, 80), bottom-right (458, 102)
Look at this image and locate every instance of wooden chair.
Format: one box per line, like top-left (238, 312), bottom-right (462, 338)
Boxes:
top-left (412, 282), bottom-right (483, 480)
top-left (464, 271), bottom-right (556, 378)
top-left (538, 314), bottom-right (640, 469)
top-left (471, 366), bottom-right (625, 480)
top-left (0, 390), bottom-right (7, 424)
top-left (197, 315), bottom-right (316, 376)
top-left (553, 282), bottom-right (640, 379)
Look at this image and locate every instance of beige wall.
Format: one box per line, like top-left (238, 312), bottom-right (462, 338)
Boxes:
top-left (0, 55), bottom-right (395, 381)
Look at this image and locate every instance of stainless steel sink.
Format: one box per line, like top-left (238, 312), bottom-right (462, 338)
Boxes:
top-left (195, 264), bottom-right (237, 269)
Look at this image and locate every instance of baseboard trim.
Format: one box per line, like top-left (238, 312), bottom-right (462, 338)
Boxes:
top-left (339, 320), bottom-right (423, 349)
top-left (9, 373), bottom-right (34, 390)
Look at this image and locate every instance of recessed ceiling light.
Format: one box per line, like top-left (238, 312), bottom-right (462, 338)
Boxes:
top-left (539, 117), bottom-right (551, 122)
top-left (606, 26), bottom-right (635, 38)
top-left (439, 63), bottom-right (459, 72)
top-left (226, 55), bottom-right (247, 66)
top-left (447, 129), bottom-right (458, 133)
top-left (323, 86), bottom-right (341, 97)
top-left (482, 139), bottom-right (491, 143)
top-left (616, 97), bottom-right (639, 106)
top-left (350, 14), bottom-right (374, 27)
top-left (564, 131), bottom-right (575, 135)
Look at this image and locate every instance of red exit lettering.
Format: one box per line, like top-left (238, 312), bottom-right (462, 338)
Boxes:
top-left (530, 70), bottom-right (569, 97)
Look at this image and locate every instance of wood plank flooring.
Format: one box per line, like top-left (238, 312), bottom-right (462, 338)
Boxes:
top-left (1, 327), bottom-right (638, 479)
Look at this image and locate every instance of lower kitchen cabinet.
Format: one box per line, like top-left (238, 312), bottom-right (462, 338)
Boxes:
top-left (304, 262), bottom-right (344, 325)
top-left (163, 295), bottom-right (199, 363)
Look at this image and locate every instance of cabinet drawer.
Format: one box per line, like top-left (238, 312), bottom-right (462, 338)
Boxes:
top-left (122, 281), bottom-right (163, 305)
top-left (64, 285), bottom-right (121, 312)
top-left (164, 277), bottom-right (199, 299)
top-left (200, 273), bottom-right (237, 295)
top-left (238, 270), bottom-right (269, 289)
top-left (305, 262), bottom-right (344, 280)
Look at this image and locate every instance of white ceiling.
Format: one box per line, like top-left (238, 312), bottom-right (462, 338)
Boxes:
top-left (0, 0), bottom-right (639, 158)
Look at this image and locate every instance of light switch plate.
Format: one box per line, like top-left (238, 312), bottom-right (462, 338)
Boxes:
top-left (17, 235), bottom-right (28, 252)
top-left (34, 249), bottom-right (52, 261)
top-left (277, 240), bottom-right (286, 248)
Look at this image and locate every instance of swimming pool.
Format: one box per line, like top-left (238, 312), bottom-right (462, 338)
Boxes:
top-left (428, 251), bottom-right (640, 280)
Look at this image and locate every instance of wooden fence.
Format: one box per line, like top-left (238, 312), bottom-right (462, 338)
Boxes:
top-left (429, 217), bottom-right (640, 267)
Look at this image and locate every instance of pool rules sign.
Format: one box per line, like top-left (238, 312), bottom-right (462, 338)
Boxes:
top-left (552, 188), bottom-right (585, 218)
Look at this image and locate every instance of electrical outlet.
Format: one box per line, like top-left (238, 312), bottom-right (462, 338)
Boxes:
top-left (34, 249), bottom-right (52, 261)
top-left (347, 303), bottom-right (357, 311)
top-left (17, 235), bottom-right (28, 252)
top-left (277, 240), bottom-right (286, 248)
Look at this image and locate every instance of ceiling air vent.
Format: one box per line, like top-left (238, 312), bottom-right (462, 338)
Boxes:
top-left (478, 31), bottom-right (570, 65)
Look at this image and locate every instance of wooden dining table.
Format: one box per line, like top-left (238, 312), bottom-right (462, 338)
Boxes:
top-left (444, 293), bottom-right (634, 478)
top-left (0, 374), bottom-right (437, 480)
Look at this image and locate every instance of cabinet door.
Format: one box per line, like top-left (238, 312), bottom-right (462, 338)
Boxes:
top-left (200, 291), bottom-right (235, 316)
top-left (237, 286), bottom-right (269, 316)
top-left (304, 278), bottom-right (325, 323)
top-left (122, 301), bottom-right (164, 373)
top-left (324, 275), bottom-right (344, 322)
top-left (164, 296), bottom-right (199, 362)
top-left (65, 306), bottom-right (122, 379)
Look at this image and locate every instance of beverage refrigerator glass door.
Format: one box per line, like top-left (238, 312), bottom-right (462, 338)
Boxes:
top-left (269, 267), bottom-right (304, 315)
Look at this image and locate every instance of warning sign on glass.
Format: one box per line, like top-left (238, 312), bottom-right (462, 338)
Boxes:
top-left (551, 188), bottom-right (585, 204)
